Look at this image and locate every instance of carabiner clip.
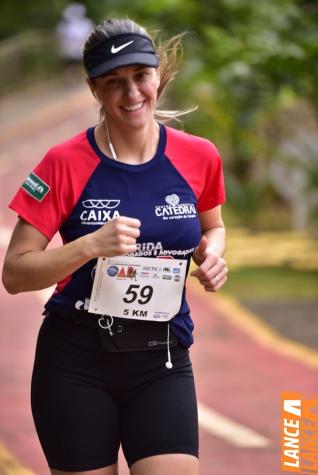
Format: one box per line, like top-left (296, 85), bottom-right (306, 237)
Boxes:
top-left (98, 315), bottom-right (114, 336)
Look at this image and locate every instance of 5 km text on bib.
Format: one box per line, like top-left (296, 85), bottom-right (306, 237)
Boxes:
top-left (89, 256), bottom-right (187, 322)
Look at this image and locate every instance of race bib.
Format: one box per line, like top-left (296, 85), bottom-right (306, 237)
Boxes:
top-left (88, 256), bottom-right (187, 322)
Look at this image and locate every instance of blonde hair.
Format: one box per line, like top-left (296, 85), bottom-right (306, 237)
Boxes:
top-left (83, 18), bottom-right (196, 123)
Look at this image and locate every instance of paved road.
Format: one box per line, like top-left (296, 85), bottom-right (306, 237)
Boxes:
top-left (1, 82), bottom-right (317, 475)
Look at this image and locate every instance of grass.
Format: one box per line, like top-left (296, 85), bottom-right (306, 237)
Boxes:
top-left (222, 266), bottom-right (318, 300)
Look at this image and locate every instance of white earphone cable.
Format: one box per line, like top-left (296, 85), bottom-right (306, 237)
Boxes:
top-left (165, 323), bottom-right (173, 369)
top-left (104, 112), bottom-right (118, 161)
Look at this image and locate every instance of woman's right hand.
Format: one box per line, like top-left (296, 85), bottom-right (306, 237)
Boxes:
top-left (85, 216), bottom-right (141, 259)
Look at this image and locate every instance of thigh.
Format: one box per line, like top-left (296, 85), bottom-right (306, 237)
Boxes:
top-left (51, 464), bottom-right (118, 475)
top-left (120, 346), bottom-right (199, 468)
top-left (31, 317), bottom-right (120, 472)
top-left (130, 454), bottom-right (198, 475)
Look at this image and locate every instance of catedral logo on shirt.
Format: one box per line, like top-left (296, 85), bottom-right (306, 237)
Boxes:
top-left (155, 194), bottom-right (196, 220)
top-left (281, 392), bottom-right (318, 474)
top-left (21, 172), bottom-right (50, 201)
top-left (80, 199), bottom-right (121, 225)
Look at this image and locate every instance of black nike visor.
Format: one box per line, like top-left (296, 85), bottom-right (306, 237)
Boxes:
top-left (83, 33), bottom-right (159, 78)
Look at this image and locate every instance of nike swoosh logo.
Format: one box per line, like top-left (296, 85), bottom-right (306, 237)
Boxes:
top-left (111, 41), bottom-right (134, 54)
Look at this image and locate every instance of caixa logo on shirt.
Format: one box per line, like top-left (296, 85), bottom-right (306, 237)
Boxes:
top-left (80, 199), bottom-right (121, 225)
top-left (155, 194), bottom-right (196, 221)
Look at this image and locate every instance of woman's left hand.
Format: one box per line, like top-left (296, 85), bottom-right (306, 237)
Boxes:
top-left (191, 235), bottom-right (228, 292)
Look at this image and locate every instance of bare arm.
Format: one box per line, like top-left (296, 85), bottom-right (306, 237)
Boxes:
top-left (2, 217), bottom-right (141, 294)
top-left (197, 205), bottom-right (226, 258)
top-left (191, 205), bottom-right (228, 291)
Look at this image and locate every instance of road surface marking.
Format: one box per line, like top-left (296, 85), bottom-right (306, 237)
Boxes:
top-left (214, 292), bottom-right (318, 369)
top-left (0, 443), bottom-right (35, 475)
top-left (198, 402), bottom-right (271, 448)
top-left (189, 278), bottom-right (318, 369)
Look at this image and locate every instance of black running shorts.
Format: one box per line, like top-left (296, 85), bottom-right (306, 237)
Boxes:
top-left (31, 314), bottom-right (199, 472)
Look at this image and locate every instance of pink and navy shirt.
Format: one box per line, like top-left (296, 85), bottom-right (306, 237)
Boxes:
top-left (9, 124), bottom-right (225, 347)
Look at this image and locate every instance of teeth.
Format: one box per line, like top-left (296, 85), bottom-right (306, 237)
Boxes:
top-left (123, 102), bottom-right (143, 112)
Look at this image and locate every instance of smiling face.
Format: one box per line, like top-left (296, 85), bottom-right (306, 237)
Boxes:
top-left (89, 65), bottom-right (160, 131)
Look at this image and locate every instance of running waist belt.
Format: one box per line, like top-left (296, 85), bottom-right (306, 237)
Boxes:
top-left (44, 311), bottom-right (178, 352)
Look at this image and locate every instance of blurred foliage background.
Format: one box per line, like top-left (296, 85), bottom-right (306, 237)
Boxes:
top-left (1, 0), bottom-right (317, 235)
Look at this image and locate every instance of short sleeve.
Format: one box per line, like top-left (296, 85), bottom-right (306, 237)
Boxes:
top-left (9, 149), bottom-right (73, 240)
top-left (196, 144), bottom-right (226, 213)
top-left (9, 131), bottom-right (101, 240)
top-left (164, 126), bottom-right (226, 213)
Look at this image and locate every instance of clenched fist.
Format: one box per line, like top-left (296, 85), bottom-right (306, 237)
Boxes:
top-left (84, 216), bottom-right (141, 259)
top-left (191, 235), bottom-right (228, 292)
